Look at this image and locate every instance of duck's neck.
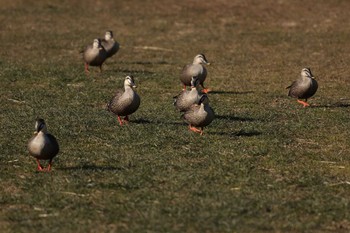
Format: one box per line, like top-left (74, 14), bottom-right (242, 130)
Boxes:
top-left (124, 85), bottom-right (133, 93)
top-left (193, 60), bottom-right (201, 65)
top-left (36, 130), bottom-right (47, 136)
top-left (190, 86), bottom-right (197, 92)
top-left (105, 35), bottom-right (113, 41)
top-left (301, 75), bottom-right (312, 83)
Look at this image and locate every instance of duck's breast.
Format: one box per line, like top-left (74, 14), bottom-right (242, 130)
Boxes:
top-left (112, 90), bottom-right (140, 116)
top-left (201, 105), bottom-right (215, 127)
top-left (127, 91), bottom-right (141, 115)
top-left (102, 40), bottom-right (119, 57)
top-left (181, 64), bottom-right (204, 85)
top-left (28, 134), bottom-right (59, 160)
top-left (304, 78), bottom-right (318, 99)
top-left (84, 48), bottom-right (107, 66)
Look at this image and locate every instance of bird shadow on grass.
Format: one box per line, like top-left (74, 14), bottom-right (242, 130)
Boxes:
top-left (131, 118), bottom-right (188, 126)
top-left (211, 129), bottom-right (262, 138)
top-left (216, 114), bottom-right (256, 122)
top-left (167, 122), bottom-right (188, 127)
top-left (209, 90), bottom-right (254, 95)
top-left (311, 103), bottom-right (350, 108)
top-left (130, 118), bottom-right (152, 124)
top-left (58, 164), bottom-right (124, 171)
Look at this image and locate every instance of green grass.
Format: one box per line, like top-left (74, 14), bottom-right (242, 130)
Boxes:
top-left (1, 0), bottom-right (350, 232)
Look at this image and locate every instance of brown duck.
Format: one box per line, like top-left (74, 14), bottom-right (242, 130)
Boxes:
top-left (83, 38), bottom-right (107, 73)
top-left (287, 68), bottom-right (318, 107)
top-left (101, 31), bottom-right (120, 58)
top-left (107, 75), bottom-right (141, 125)
top-left (27, 118), bottom-right (59, 171)
top-left (182, 94), bottom-right (215, 135)
top-left (180, 54), bottom-right (210, 93)
top-left (173, 76), bottom-right (201, 112)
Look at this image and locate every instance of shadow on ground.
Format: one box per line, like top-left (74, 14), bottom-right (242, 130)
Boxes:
top-left (58, 164), bottom-right (124, 171)
top-left (216, 114), bottom-right (256, 122)
top-left (131, 118), bottom-right (188, 126)
top-left (130, 118), bottom-right (152, 124)
top-left (211, 129), bottom-right (262, 137)
top-left (311, 103), bottom-right (350, 108)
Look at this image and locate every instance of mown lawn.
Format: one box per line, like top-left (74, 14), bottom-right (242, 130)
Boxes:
top-left (1, 0), bottom-right (350, 232)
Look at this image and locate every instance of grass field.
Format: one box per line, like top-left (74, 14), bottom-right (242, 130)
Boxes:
top-left (1, 0), bottom-right (350, 232)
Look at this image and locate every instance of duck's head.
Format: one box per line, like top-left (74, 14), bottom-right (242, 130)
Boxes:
top-left (92, 39), bottom-right (103, 49)
top-left (124, 75), bottom-right (137, 88)
top-left (193, 54), bottom-right (210, 65)
top-left (105, 31), bottom-right (114, 40)
top-left (35, 118), bottom-right (47, 133)
top-left (190, 76), bottom-right (200, 88)
top-left (198, 94), bottom-right (209, 105)
top-left (301, 68), bottom-right (314, 79)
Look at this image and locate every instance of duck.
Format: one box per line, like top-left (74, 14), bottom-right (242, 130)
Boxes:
top-left (83, 38), bottom-right (107, 73)
top-left (101, 31), bottom-right (120, 58)
top-left (27, 118), bottom-right (59, 171)
top-left (180, 54), bottom-right (210, 93)
top-left (182, 94), bottom-right (215, 135)
top-left (173, 76), bottom-right (201, 112)
top-left (287, 68), bottom-right (318, 107)
top-left (107, 75), bottom-right (141, 125)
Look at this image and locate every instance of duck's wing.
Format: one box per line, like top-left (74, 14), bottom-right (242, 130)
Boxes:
top-left (107, 89), bottom-right (124, 112)
top-left (47, 134), bottom-right (60, 156)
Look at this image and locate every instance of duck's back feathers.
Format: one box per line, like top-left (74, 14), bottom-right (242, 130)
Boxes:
top-left (174, 89), bottom-right (201, 112)
top-left (182, 104), bottom-right (214, 128)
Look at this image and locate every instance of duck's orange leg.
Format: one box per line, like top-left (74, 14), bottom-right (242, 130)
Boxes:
top-left (201, 84), bottom-right (211, 94)
top-left (297, 99), bottom-right (310, 107)
top-left (84, 63), bottom-right (90, 74)
top-left (46, 159), bottom-right (53, 172)
top-left (117, 116), bottom-right (124, 126)
top-left (36, 159), bottom-right (44, 171)
top-left (189, 125), bottom-right (203, 135)
top-left (123, 116), bottom-right (129, 124)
